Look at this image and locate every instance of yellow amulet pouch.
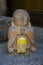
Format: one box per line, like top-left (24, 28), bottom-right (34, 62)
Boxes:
top-left (16, 35), bottom-right (27, 53)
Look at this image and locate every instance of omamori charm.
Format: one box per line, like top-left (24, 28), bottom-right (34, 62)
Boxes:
top-left (16, 36), bottom-right (27, 53)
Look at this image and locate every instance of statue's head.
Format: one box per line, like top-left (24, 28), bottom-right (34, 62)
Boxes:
top-left (12, 9), bottom-right (30, 27)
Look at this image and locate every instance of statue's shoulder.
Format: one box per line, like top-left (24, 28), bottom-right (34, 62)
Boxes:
top-left (9, 26), bottom-right (18, 31)
top-left (26, 22), bottom-right (33, 30)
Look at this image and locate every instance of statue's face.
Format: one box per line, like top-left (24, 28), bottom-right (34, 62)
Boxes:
top-left (14, 13), bottom-right (28, 26)
top-left (13, 10), bottom-right (29, 27)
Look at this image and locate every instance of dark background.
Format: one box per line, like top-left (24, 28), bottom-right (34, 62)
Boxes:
top-left (6, 0), bottom-right (43, 27)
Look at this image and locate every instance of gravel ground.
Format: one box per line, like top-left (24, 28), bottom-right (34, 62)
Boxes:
top-left (0, 16), bottom-right (43, 65)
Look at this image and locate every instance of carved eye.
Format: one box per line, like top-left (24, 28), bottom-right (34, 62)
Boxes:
top-left (24, 16), bottom-right (27, 25)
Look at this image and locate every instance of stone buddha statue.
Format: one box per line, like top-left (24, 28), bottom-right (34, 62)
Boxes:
top-left (8, 9), bottom-right (36, 54)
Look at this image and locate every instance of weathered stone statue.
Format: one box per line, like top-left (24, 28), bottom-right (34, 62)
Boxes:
top-left (8, 9), bottom-right (36, 54)
top-left (0, 0), bottom-right (7, 15)
top-left (0, 20), bottom-right (8, 42)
